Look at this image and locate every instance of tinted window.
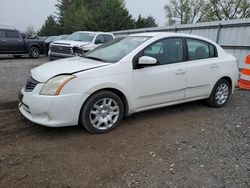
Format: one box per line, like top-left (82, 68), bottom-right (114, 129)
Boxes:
top-left (0, 30), bottom-right (5, 38)
top-left (95, 35), bottom-right (105, 43)
top-left (187, 39), bottom-right (216, 60)
top-left (103, 35), bottom-right (113, 42)
top-left (5, 30), bottom-right (20, 38)
top-left (143, 38), bottom-right (183, 65)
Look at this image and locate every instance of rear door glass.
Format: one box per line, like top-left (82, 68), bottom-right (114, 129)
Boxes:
top-left (5, 30), bottom-right (20, 38)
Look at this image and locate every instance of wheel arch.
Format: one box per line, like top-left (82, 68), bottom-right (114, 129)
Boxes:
top-left (28, 43), bottom-right (41, 52)
top-left (82, 88), bottom-right (130, 116)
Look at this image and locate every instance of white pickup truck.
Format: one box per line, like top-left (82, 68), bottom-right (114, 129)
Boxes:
top-left (49, 31), bottom-right (115, 61)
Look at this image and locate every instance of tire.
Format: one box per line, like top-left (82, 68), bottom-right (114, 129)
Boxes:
top-left (29, 46), bottom-right (40, 58)
top-left (207, 79), bottom-right (231, 108)
top-left (80, 91), bottom-right (124, 134)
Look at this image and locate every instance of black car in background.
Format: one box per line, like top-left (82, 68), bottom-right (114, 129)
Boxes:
top-left (0, 27), bottom-right (45, 58)
top-left (44, 35), bottom-right (68, 56)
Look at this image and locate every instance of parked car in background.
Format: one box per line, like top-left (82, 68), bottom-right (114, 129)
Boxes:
top-left (19, 32), bottom-right (239, 134)
top-left (0, 27), bottom-right (45, 58)
top-left (44, 35), bottom-right (69, 56)
top-left (49, 31), bottom-right (114, 61)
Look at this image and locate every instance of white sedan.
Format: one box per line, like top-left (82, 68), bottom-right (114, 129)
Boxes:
top-left (19, 32), bottom-right (239, 134)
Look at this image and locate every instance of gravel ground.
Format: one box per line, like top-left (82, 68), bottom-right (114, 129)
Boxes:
top-left (0, 57), bottom-right (249, 188)
top-left (0, 55), bottom-right (47, 103)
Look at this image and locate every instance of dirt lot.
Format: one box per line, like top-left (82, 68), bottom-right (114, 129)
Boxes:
top-left (0, 57), bottom-right (249, 188)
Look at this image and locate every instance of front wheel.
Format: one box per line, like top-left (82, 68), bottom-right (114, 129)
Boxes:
top-left (207, 79), bottom-right (231, 107)
top-left (29, 46), bottom-right (40, 58)
top-left (80, 91), bottom-right (124, 134)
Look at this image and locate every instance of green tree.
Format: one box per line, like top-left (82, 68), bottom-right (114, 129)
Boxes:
top-left (55, 0), bottom-right (72, 33)
top-left (86, 0), bottom-right (135, 31)
top-left (136, 15), bottom-right (158, 28)
top-left (37, 15), bottom-right (59, 36)
top-left (63, 0), bottom-right (89, 33)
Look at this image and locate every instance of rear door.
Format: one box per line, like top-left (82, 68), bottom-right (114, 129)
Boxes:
top-left (4, 30), bottom-right (24, 53)
top-left (185, 38), bottom-right (220, 99)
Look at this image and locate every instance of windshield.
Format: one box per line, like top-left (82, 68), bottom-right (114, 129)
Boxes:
top-left (66, 32), bottom-right (95, 42)
top-left (84, 36), bottom-right (151, 63)
top-left (45, 36), bottom-right (57, 42)
top-left (57, 35), bottom-right (68, 40)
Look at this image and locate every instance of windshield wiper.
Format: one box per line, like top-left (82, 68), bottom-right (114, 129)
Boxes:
top-left (84, 56), bottom-right (107, 62)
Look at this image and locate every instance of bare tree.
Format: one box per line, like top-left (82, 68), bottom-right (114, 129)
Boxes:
top-left (24, 25), bottom-right (36, 37)
top-left (165, 0), bottom-right (250, 25)
top-left (205, 0), bottom-right (250, 21)
top-left (165, 0), bottom-right (208, 25)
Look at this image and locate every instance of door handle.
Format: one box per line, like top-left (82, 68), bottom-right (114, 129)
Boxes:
top-left (175, 69), bottom-right (186, 75)
top-left (211, 63), bottom-right (219, 69)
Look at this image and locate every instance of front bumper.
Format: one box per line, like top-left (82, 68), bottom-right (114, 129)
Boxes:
top-left (49, 51), bottom-right (74, 61)
top-left (18, 85), bottom-right (89, 127)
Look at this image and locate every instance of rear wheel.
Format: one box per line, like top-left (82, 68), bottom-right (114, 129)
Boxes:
top-left (80, 91), bottom-right (124, 134)
top-left (207, 79), bottom-right (231, 107)
top-left (29, 46), bottom-right (40, 58)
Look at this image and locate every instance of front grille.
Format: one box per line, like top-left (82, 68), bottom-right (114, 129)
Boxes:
top-left (50, 45), bottom-right (72, 55)
top-left (25, 77), bottom-right (39, 92)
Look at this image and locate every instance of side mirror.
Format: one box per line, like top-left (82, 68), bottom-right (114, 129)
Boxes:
top-left (138, 56), bottom-right (157, 65)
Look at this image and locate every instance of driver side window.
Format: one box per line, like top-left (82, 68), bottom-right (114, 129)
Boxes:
top-left (143, 38), bottom-right (183, 65)
top-left (95, 35), bottom-right (105, 44)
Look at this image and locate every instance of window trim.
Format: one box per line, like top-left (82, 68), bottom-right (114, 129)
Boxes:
top-left (133, 37), bottom-right (186, 70)
top-left (184, 37), bottom-right (218, 62)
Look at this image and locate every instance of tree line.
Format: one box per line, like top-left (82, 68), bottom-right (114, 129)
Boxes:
top-left (38, 0), bottom-right (157, 36)
top-left (38, 0), bottom-right (250, 36)
top-left (165, 0), bottom-right (250, 25)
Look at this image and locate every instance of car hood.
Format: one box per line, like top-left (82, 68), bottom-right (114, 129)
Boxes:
top-left (31, 57), bottom-right (110, 82)
top-left (51, 40), bottom-right (90, 47)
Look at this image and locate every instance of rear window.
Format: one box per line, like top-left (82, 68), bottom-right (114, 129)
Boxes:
top-left (187, 38), bottom-right (217, 61)
top-left (5, 30), bottom-right (20, 38)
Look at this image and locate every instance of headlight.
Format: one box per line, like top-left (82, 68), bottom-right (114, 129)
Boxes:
top-left (40, 75), bottom-right (76, 96)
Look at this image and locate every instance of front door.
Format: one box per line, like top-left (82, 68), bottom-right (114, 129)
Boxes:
top-left (133, 37), bottom-right (187, 110)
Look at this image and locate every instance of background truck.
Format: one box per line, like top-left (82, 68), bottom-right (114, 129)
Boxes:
top-left (0, 27), bottom-right (45, 58)
top-left (49, 31), bottom-right (114, 61)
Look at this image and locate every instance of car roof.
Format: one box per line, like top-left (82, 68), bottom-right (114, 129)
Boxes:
top-left (74, 31), bottom-right (114, 35)
top-left (130, 32), bottom-right (217, 45)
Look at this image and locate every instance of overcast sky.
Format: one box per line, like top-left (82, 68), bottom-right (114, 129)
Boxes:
top-left (0, 0), bottom-right (166, 32)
